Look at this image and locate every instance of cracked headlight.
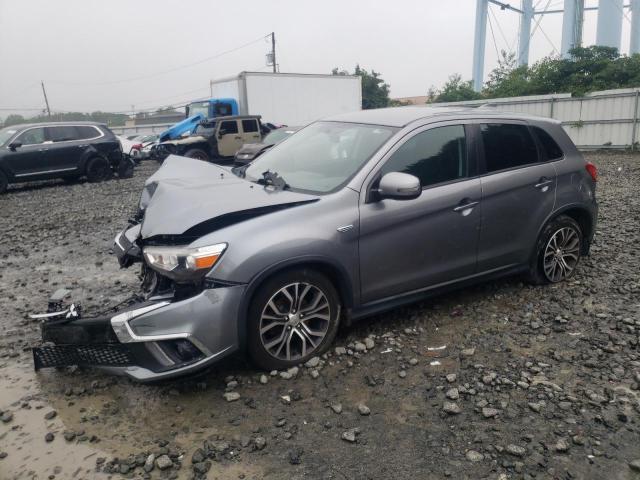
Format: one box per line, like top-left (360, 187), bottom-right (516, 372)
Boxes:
top-left (143, 243), bottom-right (227, 282)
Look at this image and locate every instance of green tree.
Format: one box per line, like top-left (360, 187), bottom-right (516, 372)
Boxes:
top-left (3, 114), bottom-right (26, 126)
top-left (479, 45), bottom-right (639, 98)
top-left (431, 74), bottom-right (482, 103)
top-left (483, 50), bottom-right (531, 98)
top-left (333, 65), bottom-right (391, 109)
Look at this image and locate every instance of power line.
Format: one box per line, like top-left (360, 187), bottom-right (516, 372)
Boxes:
top-left (487, 5), bottom-right (502, 58)
top-left (531, 0), bottom-right (553, 39)
top-left (537, 22), bottom-right (560, 54)
top-left (49, 34), bottom-right (270, 87)
top-left (0, 107), bottom-right (45, 111)
top-left (489, 4), bottom-right (516, 53)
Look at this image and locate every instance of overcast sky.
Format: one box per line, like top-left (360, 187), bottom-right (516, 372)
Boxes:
top-left (0, 0), bottom-right (632, 118)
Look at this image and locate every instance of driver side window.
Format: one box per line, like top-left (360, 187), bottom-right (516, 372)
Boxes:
top-left (380, 125), bottom-right (468, 188)
top-left (220, 121), bottom-right (238, 135)
top-left (16, 127), bottom-right (46, 146)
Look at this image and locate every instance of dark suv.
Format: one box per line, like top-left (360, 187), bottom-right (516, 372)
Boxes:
top-left (0, 121), bottom-right (130, 193)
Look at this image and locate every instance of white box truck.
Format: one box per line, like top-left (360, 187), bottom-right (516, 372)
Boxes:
top-left (208, 71), bottom-right (362, 126)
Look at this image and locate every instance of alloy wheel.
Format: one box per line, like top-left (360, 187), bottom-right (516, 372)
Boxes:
top-left (543, 226), bottom-right (580, 282)
top-left (259, 282), bottom-right (331, 361)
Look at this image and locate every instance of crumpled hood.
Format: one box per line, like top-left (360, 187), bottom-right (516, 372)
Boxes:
top-left (139, 155), bottom-right (318, 239)
top-left (161, 135), bottom-right (208, 146)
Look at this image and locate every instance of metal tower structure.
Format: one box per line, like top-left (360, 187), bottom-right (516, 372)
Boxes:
top-left (560, 0), bottom-right (585, 59)
top-left (472, 0), bottom-right (640, 92)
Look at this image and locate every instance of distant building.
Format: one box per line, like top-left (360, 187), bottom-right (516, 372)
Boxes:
top-left (392, 96), bottom-right (429, 105)
top-left (125, 111), bottom-right (184, 127)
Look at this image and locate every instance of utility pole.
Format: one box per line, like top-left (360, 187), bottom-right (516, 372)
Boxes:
top-left (271, 32), bottom-right (277, 73)
top-left (41, 81), bottom-right (51, 118)
top-left (472, 0), bottom-right (488, 92)
top-left (517, 0), bottom-right (534, 66)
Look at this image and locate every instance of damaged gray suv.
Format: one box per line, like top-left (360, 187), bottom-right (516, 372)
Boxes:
top-left (33, 107), bottom-right (598, 381)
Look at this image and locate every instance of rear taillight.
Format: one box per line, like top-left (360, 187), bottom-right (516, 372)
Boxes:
top-left (585, 162), bottom-right (597, 182)
top-left (132, 143), bottom-right (142, 150)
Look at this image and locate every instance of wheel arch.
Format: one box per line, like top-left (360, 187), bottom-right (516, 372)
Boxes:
top-left (81, 150), bottom-right (109, 173)
top-left (529, 204), bottom-right (595, 272)
top-left (547, 205), bottom-right (594, 255)
top-left (235, 256), bottom-right (355, 352)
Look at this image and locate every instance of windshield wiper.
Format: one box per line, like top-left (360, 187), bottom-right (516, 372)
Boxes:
top-left (231, 164), bottom-right (248, 178)
top-left (259, 170), bottom-right (288, 190)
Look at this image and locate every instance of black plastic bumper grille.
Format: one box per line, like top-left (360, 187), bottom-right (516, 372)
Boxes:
top-left (33, 344), bottom-right (134, 370)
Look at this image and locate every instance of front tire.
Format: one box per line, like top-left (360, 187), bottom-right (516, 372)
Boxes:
top-left (247, 269), bottom-right (341, 370)
top-left (184, 149), bottom-right (209, 161)
top-left (527, 215), bottom-right (583, 285)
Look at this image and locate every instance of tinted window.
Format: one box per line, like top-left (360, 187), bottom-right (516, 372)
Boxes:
top-left (480, 124), bottom-right (539, 172)
top-left (47, 126), bottom-right (78, 142)
top-left (532, 126), bottom-right (563, 160)
top-left (380, 125), bottom-right (468, 188)
top-left (241, 119), bottom-right (258, 133)
top-left (75, 126), bottom-right (101, 140)
top-left (16, 127), bottom-right (46, 145)
top-left (214, 103), bottom-right (233, 116)
top-left (220, 121), bottom-right (238, 135)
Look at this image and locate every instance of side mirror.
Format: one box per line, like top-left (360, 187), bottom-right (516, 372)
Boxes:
top-left (8, 141), bottom-right (22, 151)
top-left (217, 129), bottom-right (226, 139)
top-left (378, 172), bottom-right (421, 200)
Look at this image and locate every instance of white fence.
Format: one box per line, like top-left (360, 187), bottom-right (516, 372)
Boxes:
top-left (435, 87), bottom-right (640, 150)
top-left (108, 123), bottom-right (174, 137)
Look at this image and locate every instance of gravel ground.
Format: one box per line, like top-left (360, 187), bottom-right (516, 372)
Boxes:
top-left (0, 152), bottom-right (639, 480)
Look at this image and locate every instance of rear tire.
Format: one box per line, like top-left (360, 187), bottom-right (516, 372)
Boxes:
top-left (86, 157), bottom-right (112, 183)
top-left (247, 269), bottom-right (341, 371)
top-left (527, 215), bottom-right (583, 285)
top-left (184, 149), bottom-right (209, 161)
top-left (0, 170), bottom-right (8, 194)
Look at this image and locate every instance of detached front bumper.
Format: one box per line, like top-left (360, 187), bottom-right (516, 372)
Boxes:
top-left (33, 285), bottom-right (245, 382)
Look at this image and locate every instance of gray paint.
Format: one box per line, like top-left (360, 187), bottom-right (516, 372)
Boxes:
top-left (111, 107), bottom-right (597, 380)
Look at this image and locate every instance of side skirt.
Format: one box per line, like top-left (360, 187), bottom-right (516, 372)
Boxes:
top-left (347, 264), bottom-right (527, 324)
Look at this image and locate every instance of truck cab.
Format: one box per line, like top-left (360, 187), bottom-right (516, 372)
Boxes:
top-left (158, 98), bottom-right (240, 143)
top-left (186, 98), bottom-right (238, 120)
top-left (156, 115), bottom-right (263, 162)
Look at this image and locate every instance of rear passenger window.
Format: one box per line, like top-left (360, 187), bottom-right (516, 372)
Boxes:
top-left (532, 126), bottom-right (563, 160)
top-left (380, 125), bottom-right (467, 188)
top-left (480, 123), bottom-right (539, 173)
top-left (241, 120), bottom-right (258, 133)
top-left (220, 121), bottom-right (238, 135)
top-left (75, 126), bottom-right (101, 140)
top-left (47, 126), bottom-right (78, 142)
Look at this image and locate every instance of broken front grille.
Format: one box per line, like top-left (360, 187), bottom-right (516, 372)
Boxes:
top-left (33, 344), bottom-right (134, 370)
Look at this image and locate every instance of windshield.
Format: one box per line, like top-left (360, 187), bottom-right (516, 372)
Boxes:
top-left (263, 128), bottom-right (298, 145)
top-left (189, 101), bottom-right (210, 118)
top-left (243, 122), bottom-right (397, 193)
top-left (194, 122), bottom-right (216, 136)
top-left (0, 127), bottom-right (18, 146)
